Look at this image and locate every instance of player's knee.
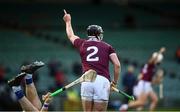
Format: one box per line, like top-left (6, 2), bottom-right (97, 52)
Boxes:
top-left (93, 105), bottom-right (104, 111)
top-left (139, 100), bottom-right (146, 106)
top-left (153, 97), bottom-right (158, 104)
top-left (96, 107), bottom-right (104, 111)
top-left (93, 102), bottom-right (107, 111)
top-left (151, 94), bottom-right (158, 104)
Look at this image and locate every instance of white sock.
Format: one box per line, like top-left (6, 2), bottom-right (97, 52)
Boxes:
top-left (25, 74), bottom-right (33, 85)
top-left (119, 104), bottom-right (128, 110)
top-left (12, 86), bottom-right (22, 92)
top-left (12, 86), bottom-right (24, 100)
top-left (25, 74), bottom-right (32, 79)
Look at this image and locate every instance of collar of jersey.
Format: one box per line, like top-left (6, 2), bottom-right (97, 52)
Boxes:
top-left (88, 37), bottom-right (100, 42)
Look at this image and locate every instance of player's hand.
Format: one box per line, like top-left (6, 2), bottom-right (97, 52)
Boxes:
top-left (159, 47), bottom-right (166, 54)
top-left (110, 81), bottom-right (117, 91)
top-left (42, 92), bottom-right (53, 104)
top-left (63, 9), bottom-right (71, 23)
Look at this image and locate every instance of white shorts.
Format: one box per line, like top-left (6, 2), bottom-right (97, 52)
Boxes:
top-left (133, 80), bottom-right (153, 97)
top-left (81, 75), bottom-right (110, 102)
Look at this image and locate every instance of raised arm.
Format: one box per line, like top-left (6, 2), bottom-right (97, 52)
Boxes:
top-left (152, 69), bottom-right (164, 85)
top-left (63, 9), bottom-right (79, 44)
top-left (110, 53), bottom-right (121, 85)
top-left (149, 47), bottom-right (166, 64)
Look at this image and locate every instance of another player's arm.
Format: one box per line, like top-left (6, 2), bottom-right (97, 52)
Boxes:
top-left (110, 53), bottom-right (121, 85)
top-left (152, 75), bottom-right (163, 85)
top-left (149, 47), bottom-right (166, 64)
top-left (63, 9), bottom-right (79, 44)
top-left (152, 69), bottom-right (164, 85)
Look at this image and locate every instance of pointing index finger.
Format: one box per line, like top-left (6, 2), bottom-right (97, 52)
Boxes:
top-left (63, 9), bottom-right (67, 14)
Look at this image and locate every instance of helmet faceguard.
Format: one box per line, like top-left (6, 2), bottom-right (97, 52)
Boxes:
top-left (87, 25), bottom-right (104, 40)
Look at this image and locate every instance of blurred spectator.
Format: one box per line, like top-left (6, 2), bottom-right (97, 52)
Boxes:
top-left (48, 59), bottom-right (62, 77)
top-left (122, 65), bottom-right (137, 103)
top-left (48, 59), bottom-right (66, 89)
top-left (53, 68), bottom-right (66, 111)
top-left (72, 61), bottom-right (82, 76)
top-left (55, 69), bottom-right (66, 88)
top-left (64, 89), bottom-right (81, 111)
top-left (175, 46), bottom-right (180, 63)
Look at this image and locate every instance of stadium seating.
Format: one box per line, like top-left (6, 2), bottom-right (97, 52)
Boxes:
top-left (0, 30), bottom-right (180, 91)
top-left (0, 3), bottom-right (167, 28)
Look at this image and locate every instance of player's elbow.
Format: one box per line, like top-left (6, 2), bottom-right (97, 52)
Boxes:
top-left (116, 63), bottom-right (120, 69)
top-left (67, 35), bottom-right (74, 42)
top-left (67, 34), bottom-right (74, 39)
top-left (115, 62), bottom-right (120, 69)
top-left (110, 53), bottom-right (121, 69)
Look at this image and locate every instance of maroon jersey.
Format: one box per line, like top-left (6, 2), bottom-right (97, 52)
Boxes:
top-left (141, 63), bottom-right (156, 82)
top-left (73, 38), bottom-right (115, 81)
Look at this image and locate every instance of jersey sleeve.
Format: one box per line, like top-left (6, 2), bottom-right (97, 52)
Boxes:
top-left (109, 45), bottom-right (115, 55)
top-left (73, 38), bottom-right (85, 49)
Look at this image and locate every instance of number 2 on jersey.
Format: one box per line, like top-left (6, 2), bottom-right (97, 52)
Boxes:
top-left (86, 46), bottom-right (99, 62)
